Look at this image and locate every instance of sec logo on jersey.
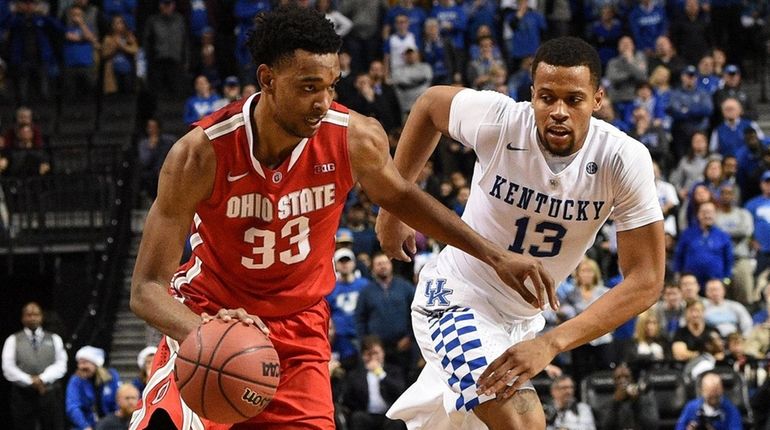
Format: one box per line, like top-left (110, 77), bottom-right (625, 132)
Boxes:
top-left (586, 162), bottom-right (598, 175)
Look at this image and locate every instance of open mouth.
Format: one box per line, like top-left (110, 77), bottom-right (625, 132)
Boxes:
top-left (547, 127), bottom-right (571, 138)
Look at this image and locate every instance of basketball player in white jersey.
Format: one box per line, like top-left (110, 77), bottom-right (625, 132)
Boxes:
top-left (377, 37), bottom-right (666, 429)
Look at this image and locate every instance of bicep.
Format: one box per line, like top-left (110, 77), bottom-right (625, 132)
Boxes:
top-left (616, 221), bottom-right (665, 285)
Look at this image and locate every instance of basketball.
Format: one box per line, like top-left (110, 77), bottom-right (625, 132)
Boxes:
top-left (175, 319), bottom-right (280, 423)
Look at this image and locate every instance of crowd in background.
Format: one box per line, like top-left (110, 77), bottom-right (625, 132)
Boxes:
top-left (2, 0), bottom-right (770, 429)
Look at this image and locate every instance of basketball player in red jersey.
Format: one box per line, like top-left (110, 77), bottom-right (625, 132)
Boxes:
top-left (128, 6), bottom-right (556, 430)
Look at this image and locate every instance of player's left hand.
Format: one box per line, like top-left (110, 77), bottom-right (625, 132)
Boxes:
top-left (201, 308), bottom-right (270, 336)
top-left (375, 209), bottom-right (417, 262)
top-left (476, 336), bottom-right (559, 400)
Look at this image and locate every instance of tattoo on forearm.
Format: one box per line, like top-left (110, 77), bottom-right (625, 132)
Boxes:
top-left (512, 391), bottom-right (537, 415)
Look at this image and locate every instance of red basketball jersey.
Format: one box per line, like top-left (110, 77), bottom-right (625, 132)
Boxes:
top-left (170, 94), bottom-right (354, 318)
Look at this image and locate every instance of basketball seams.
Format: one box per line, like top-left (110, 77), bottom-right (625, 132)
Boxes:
top-left (218, 376), bottom-right (251, 419)
top-left (176, 353), bottom-right (279, 390)
top-left (175, 325), bottom-right (204, 391)
top-left (200, 320), bottom-right (241, 420)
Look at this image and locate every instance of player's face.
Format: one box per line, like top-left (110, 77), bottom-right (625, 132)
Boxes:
top-left (264, 50), bottom-right (340, 139)
top-left (531, 63), bottom-right (602, 156)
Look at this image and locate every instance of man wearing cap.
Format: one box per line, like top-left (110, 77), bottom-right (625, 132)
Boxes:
top-left (65, 345), bottom-right (121, 430)
top-left (327, 248), bottom-right (370, 368)
top-left (714, 64), bottom-right (756, 122)
top-left (745, 171), bottom-right (770, 291)
top-left (2, 302), bottom-right (67, 430)
top-left (221, 75), bottom-right (241, 103)
top-left (667, 65), bottom-right (713, 160)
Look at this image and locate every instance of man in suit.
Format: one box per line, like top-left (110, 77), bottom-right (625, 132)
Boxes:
top-left (342, 335), bottom-right (407, 430)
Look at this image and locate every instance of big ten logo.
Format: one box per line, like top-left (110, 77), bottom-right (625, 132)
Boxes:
top-left (262, 362), bottom-right (280, 378)
top-left (314, 163), bottom-right (336, 174)
top-left (241, 388), bottom-right (272, 407)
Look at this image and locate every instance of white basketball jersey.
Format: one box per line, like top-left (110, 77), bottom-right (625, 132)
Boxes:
top-left (436, 89), bottom-right (663, 317)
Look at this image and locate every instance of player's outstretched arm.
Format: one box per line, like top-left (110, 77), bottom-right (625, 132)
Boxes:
top-left (477, 220), bottom-right (665, 399)
top-left (349, 111), bottom-right (556, 310)
top-left (375, 86), bottom-right (462, 260)
top-left (130, 128), bottom-right (216, 342)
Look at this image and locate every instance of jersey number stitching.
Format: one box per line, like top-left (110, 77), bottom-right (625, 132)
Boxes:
top-left (241, 216), bottom-right (311, 269)
top-left (507, 216), bottom-right (566, 258)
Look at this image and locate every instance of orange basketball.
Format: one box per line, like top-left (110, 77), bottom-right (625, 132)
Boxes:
top-left (175, 319), bottom-right (280, 423)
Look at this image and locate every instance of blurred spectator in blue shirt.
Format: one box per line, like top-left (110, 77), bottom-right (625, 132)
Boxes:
top-left (668, 65), bottom-right (713, 160)
top-left (629, 0), bottom-right (667, 55)
top-left (420, 17), bottom-right (458, 85)
top-left (745, 171), bottom-right (770, 285)
top-left (383, 0), bottom-right (426, 46)
top-left (710, 98), bottom-right (764, 158)
top-left (233, 0), bottom-right (270, 84)
top-left (430, 0), bottom-right (468, 53)
top-left (65, 346), bottom-right (120, 430)
top-left (696, 55), bottom-right (721, 95)
top-left (183, 75), bottom-right (222, 125)
top-left (676, 372), bottom-right (743, 430)
top-left (502, 0), bottom-right (546, 71)
top-left (674, 201), bottom-right (734, 288)
top-left (588, 5), bottom-right (623, 68)
top-left (327, 248), bottom-right (369, 368)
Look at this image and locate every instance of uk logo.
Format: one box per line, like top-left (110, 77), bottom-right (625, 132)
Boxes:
top-left (586, 162), bottom-right (598, 174)
top-left (424, 278), bottom-right (453, 307)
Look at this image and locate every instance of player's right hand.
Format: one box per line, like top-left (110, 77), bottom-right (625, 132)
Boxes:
top-left (375, 209), bottom-right (417, 262)
top-left (201, 308), bottom-right (270, 336)
top-left (492, 252), bottom-right (558, 311)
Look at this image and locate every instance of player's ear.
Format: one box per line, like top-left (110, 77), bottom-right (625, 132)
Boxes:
top-left (593, 86), bottom-right (604, 112)
top-left (257, 65), bottom-right (274, 93)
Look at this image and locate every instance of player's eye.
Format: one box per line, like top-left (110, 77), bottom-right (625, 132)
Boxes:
top-left (303, 85), bottom-right (315, 92)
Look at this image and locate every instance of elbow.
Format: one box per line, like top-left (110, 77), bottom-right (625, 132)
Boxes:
top-left (129, 282), bottom-right (150, 321)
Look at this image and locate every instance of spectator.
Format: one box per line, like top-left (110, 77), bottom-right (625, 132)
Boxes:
top-left (710, 98), bottom-right (764, 158)
top-left (629, 80), bottom-right (667, 130)
top-left (722, 332), bottom-right (760, 374)
top-left (628, 0), bottom-right (668, 55)
top-left (745, 310), bottom-right (769, 359)
top-left (391, 48), bottom-right (432, 116)
top-left (341, 335), bottom-right (406, 430)
top-left (327, 248), bottom-right (369, 369)
top-left (647, 36), bottom-right (686, 85)
top-left (745, 172), bottom-right (770, 288)
top-left (1, 302), bottom-right (67, 430)
top-left (383, 13), bottom-right (418, 77)
top-left (561, 256), bottom-right (613, 382)
top-left (137, 118), bottom-right (174, 203)
top-left (143, 0), bottom-right (188, 98)
top-left (316, 0), bottom-right (352, 37)
top-left (220, 76), bottom-right (241, 104)
top-left (676, 372), bottom-right (743, 430)
top-left (420, 17), bottom-right (458, 86)
top-left (721, 155), bottom-right (742, 202)
top-left (62, 5), bottom-right (100, 100)
top-left (695, 54), bottom-right (721, 95)
top-left (629, 106), bottom-right (670, 172)
top-left (232, 0), bottom-right (270, 85)
top-left (606, 36), bottom-right (649, 118)
top-left (715, 184), bottom-right (755, 305)
top-left (714, 64), bottom-right (756, 122)
top-left (674, 201), bottom-right (734, 288)
top-left (361, 60), bottom-right (402, 135)
top-left (463, 1), bottom-right (498, 48)
top-left (2, 106), bottom-right (44, 149)
top-left (736, 129), bottom-right (767, 200)
top-left (670, 0), bottom-right (712, 66)
top-left (654, 161), bottom-right (679, 231)
top-left (672, 299), bottom-right (721, 362)
top-left (344, 203), bottom-right (378, 258)
top-left (131, 346), bottom-right (155, 394)
top-left (653, 283), bottom-right (686, 341)
top-left (626, 308), bottom-right (669, 368)
top-left (94, 384), bottom-right (140, 430)
top-left (679, 273), bottom-right (703, 302)
top-left (544, 375), bottom-right (596, 430)
top-left (593, 94), bottom-right (630, 133)
top-left (752, 284), bottom-right (770, 326)
top-left (600, 363), bottom-right (659, 430)
top-left (101, 0), bottom-right (136, 32)
top-left (429, 0), bottom-right (468, 63)
top-left (501, 0), bottom-right (546, 71)
top-left (355, 252), bottom-right (415, 377)
top-left (588, 5), bottom-right (623, 68)
top-left (65, 346), bottom-right (120, 430)
top-left (183, 75), bottom-right (222, 125)
top-left (667, 66), bottom-right (714, 160)
top-left (703, 278), bottom-right (753, 337)
top-left (338, 0), bottom-right (382, 74)
top-left (6, 0), bottom-right (63, 103)
top-left (383, 0), bottom-right (426, 45)
top-left (6, 124), bottom-right (50, 177)
top-left (194, 32), bottom-right (220, 91)
top-left (506, 55), bottom-right (533, 102)
top-left (100, 14), bottom-right (138, 95)
top-left (678, 182), bottom-right (714, 233)
top-left (465, 36), bottom-right (506, 90)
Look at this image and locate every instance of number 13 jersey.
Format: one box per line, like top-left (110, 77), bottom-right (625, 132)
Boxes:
top-left (172, 93), bottom-right (354, 318)
top-left (438, 89), bottom-right (663, 317)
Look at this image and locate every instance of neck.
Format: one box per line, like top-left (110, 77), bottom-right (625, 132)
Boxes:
top-left (253, 97), bottom-right (303, 166)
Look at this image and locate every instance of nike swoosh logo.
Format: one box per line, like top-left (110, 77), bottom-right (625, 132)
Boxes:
top-left (226, 172), bottom-right (249, 182)
top-left (506, 143), bottom-right (528, 151)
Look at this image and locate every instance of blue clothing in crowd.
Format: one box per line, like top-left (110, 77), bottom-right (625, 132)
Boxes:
top-left (745, 195), bottom-right (770, 252)
top-left (674, 225), bottom-right (734, 289)
top-left (711, 118), bottom-right (762, 158)
top-left (63, 25), bottom-right (96, 67)
top-left (6, 12), bottom-right (63, 67)
top-left (183, 93), bottom-right (223, 125)
top-left (355, 276), bottom-right (415, 343)
top-left (667, 86), bottom-right (714, 130)
top-left (504, 8), bottom-right (546, 60)
top-left (591, 18), bottom-right (623, 67)
top-left (430, 3), bottom-right (468, 50)
top-left (753, 309), bottom-right (768, 326)
top-left (327, 277), bottom-right (370, 361)
top-left (189, 0), bottom-right (210, 38)
top-left (386, 4), bottom-right (427, 45)
top-left (65, 368), bottom-right (121, 430)
top-left (697, 74), bottom-right (722, 95)
top-left (675, 397), bottom-right (743, 430)
top-left (234, 0), bottom-right (271, 66)
top-left (102, 0), bottom-right (136, 31)
top-left (629, 2), bottom-right (668, 53)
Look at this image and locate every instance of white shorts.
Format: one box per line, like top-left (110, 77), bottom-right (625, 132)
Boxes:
top-left (387, 259), bottom-right (545, 429)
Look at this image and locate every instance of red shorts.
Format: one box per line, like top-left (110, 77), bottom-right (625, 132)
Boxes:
top-left (129, 299), bottom-right (334, 430)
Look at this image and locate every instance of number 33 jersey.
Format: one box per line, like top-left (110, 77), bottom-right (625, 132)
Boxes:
top-left (437, 89), bottom-right (663, 317)
top-left (172, 94), bottom-right (354, 318)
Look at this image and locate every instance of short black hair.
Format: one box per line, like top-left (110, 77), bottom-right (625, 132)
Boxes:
top-left (247, 5), bottom-right (342, 68)
top-left (532, 37), bottom-right (602, 89)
